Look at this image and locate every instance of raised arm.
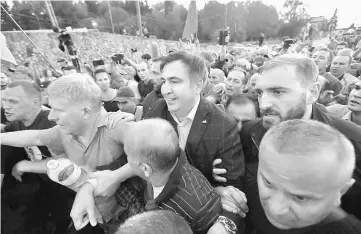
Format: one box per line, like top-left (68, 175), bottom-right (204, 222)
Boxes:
top-left (1, 129), bottom-right (49, 147)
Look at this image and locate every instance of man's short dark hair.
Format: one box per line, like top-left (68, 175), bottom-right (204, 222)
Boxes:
top-left (314, 47), bottom-right (334, 63)
top-left (160, 51), bottom-right (207, 83)
top-left (116, 210), bottom-right (192, 234)
top-left (94, 68), bottom-right (109, 77)
top-left (62, 66), bottom-right (77, 71)
top-left (7, 80), bottom-right (41, 100)
top-left (141, 53), bottom-right (151, 61)
top-left (260, 54), bottom-right (318, 87)
top-left (226, 91), bottom-right (260, 117)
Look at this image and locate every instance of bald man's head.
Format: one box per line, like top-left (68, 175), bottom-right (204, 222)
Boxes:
top-left (258, 119), bottom-right (355, 230)
top-left (124, 118), bottom-right (179, 173)
top-left (117, 210), bottom-right (192, 234)
top-left (209, 68), bottom-right (225, 85)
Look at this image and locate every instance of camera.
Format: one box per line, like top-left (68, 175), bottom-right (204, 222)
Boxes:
top-left (219, 27), bottom-right (230, 46)
top-left (57, 30), bottom-right (76, 55)
top-left (93, 59), bottom-right (105, 67)
top-left (53, 27), bottom-right (80, 71)
top-left (283, 38), bottom-right (297, 50)
top-left (111, 54), bottom-right (124, 64)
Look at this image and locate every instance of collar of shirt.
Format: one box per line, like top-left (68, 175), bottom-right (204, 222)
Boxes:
top-left (337, 73), bottom-right (345, 81)
top-left (319, 71), bottom-right (327, 77)
top-left (145, 149), bottom-right (185, 210)
top-left (343, 111), bottom-right (352, 121)
top-left (170, 96), bottom-right (200, 125)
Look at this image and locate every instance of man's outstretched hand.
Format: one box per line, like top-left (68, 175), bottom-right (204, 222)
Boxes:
top-left (70, 183), bottom-right (103, 230)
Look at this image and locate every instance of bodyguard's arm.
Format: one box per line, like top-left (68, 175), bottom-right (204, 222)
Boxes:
top-left (214, 122), bottom-right (245, 190)
top-left (1, 129), bottom-right (53, 147)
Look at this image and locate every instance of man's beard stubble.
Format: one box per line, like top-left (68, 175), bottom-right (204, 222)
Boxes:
top-left (261, 95), bottom-right (307, 129)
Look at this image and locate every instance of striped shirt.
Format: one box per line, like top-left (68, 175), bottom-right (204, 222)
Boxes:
top-left (144, 150), bottom-right (223, 234)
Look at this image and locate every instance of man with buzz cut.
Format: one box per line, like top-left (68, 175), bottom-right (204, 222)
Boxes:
top-left (72, 119), bottom-right (232, 234)
top-left (1, 80), bottom-right (70, 234)
top-left (251, 119), bottom-right (361, 233)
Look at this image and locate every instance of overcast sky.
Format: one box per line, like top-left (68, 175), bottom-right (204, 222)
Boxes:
top-left (5, 0), bottom-right (360, 28)
top-left (147, 0), bottom-right (360, 28)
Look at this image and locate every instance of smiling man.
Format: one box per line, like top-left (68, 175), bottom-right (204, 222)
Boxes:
top-left (78, 51), bottom-right (246, 233)
top-left (254, 119), bottom-right (361, 233)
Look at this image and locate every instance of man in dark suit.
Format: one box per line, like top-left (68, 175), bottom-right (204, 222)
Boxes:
top-left (68, 52), bottom-right (247, 233)
top-left (213, 55), bottom-right (361, 229)
top-left (145, 51), bottom-right (246, 232)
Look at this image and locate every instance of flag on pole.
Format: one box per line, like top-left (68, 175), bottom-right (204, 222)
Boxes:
top-left (182, 1), bottom-right (198, 40)
top-left (0, 32), bottom-right (17, 66)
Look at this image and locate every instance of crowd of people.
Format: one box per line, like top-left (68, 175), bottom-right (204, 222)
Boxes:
top-left (1, 30), bottom-right (361, 234)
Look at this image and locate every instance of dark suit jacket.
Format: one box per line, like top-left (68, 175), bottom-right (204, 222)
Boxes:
top-left (146, 97), bottom-right (245, 190)
top-left (240, 103), bottom-right (361, 221)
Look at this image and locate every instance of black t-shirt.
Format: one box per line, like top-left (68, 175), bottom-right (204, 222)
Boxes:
top-left (4, 109), bottom-right (56, 159)
top-left (138, 80), bottom-right (155, 100)
top-left (245, 181), bottom-right (361, 234)
top-left (103, 100), bottom-right (119, 112)
top-left (1, 109), bottom-right (73, 234)
top-left (1, 108), bottom-right (6, 124)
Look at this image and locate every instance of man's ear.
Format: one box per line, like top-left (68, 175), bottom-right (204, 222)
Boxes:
top-left (334, 178), bottom-right (355, 207)
top-left (33, 98), bottom-right (41, 105)
top-left (341, 178), bottom-right (355, 196)
top-left (83, 107), bottom-right (92, 119)
top-left (140, 163), bottom-right (153, 178)
top-left (196, 79), bottom-right (204, 95)
top-left (307, 82), bottom-right (321, 104)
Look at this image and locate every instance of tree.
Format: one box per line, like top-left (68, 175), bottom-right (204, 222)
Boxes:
top-left (278, 0), bottom-right (310, 38)
top-left (281, 0), bottom-right (309, 23)
top-left (10, 1), bottom-right (43, 30)
top-left (328, 8), bottom-right (338, 31)
top-left (164, 1), bottom-right (174, 16)
top-left (85, 0), bottom-right (100, 16)
top-left (1, 1), bottom-right (16, 31)
top-left (245, 1), bottom-right (279, 40)
top-left (198, 1), bottom-right (225, 41)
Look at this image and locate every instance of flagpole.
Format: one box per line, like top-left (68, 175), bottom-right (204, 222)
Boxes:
top-left (0, 5), bottom-right (56, 71)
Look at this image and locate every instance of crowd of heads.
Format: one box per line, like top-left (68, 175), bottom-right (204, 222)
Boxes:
top-left (1, 30), bottom-right (361, 233)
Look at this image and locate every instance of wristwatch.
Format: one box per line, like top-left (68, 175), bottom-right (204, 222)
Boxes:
top-left (216, 216), bottom-right (237, 234)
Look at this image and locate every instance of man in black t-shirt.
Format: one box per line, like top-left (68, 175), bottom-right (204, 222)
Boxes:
top-left (1, 80), bottom-right (72, 234)
top-left (246, 120), bottom-right (361, 234)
